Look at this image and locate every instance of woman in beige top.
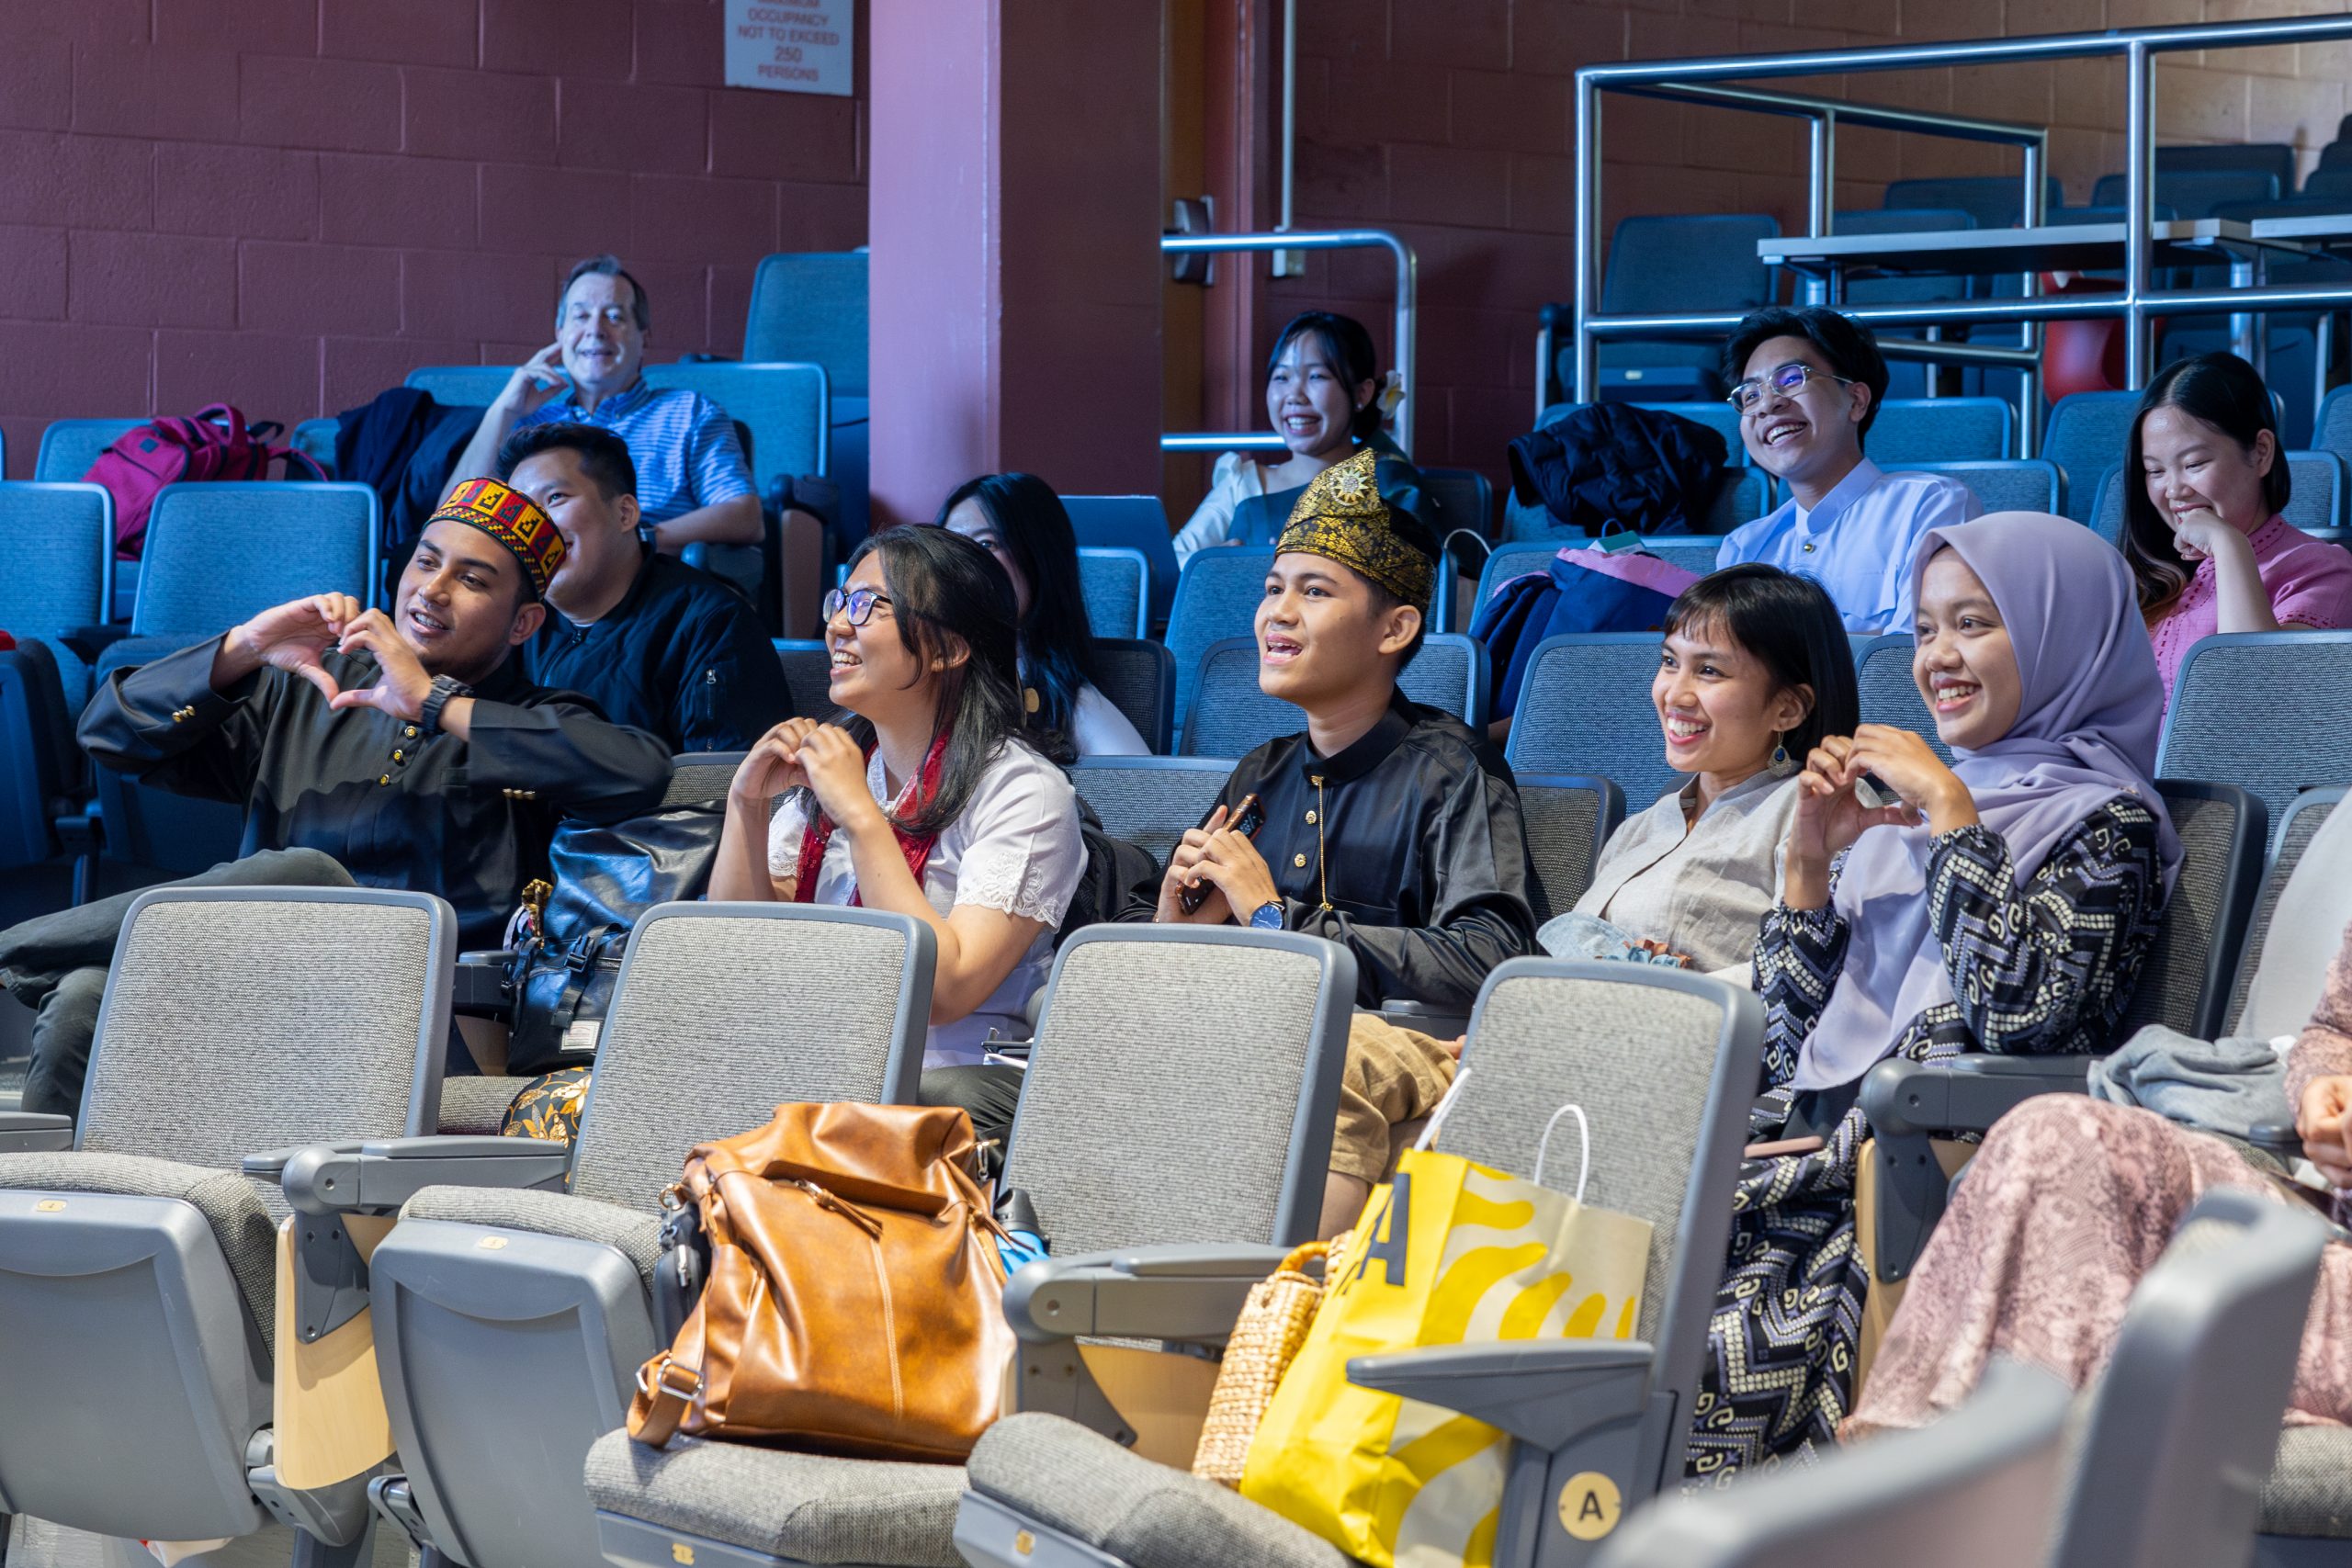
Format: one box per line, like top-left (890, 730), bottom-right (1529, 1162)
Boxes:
top-left (1545, 564), bottom-right (1860, 977)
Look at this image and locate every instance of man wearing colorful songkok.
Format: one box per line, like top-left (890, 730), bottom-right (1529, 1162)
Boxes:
top-left (1138, 446), bottom-right (1538, 1232)
top-left (0, 480), bottom-right (672, 1120)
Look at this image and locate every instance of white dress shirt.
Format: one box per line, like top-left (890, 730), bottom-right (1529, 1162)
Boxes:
top-left (1715, 458), bottom-right (1979, 635)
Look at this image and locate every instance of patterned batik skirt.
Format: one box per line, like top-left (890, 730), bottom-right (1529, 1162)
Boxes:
top-left (1684, 1095), bottom-right (1871, 1484)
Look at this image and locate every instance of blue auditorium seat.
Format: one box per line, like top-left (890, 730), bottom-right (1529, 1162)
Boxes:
top-left (742, 252), bottom-right (867, 398)
top-left (1165, 547), bottom-right (1273, 730)
top-left (1577, 213), bottom-right (1780, 402)
top-left (1884, 175), bottom-right (2063, 230)
top-left (134, 482), bottom-right (380, 635)
top-left (1179, 633), bottom-right (1487, 759)
top-left (2157, 632), bottom-right (2352, 823)
top-left (1905, 458), bottom-right (2062, 517)
top-left (33, 419), bottom-right (141, 484)
top-left (1504, 633), bottom-right (1677, 808)
top-left (1867, 398), bottom-right (2014, 464)
top-left (1830, 208), bottom-right (1978, 400)
top-left (401, 366), bottom-right (511, 407)
top-left (1063, 494), bottom-right (1180, 626)
top-left (642, 361), bottom-right (829, 493)
top-left (2042, 390), bottom-right (2145, 522)
top-left (2090, 168), bottom-right (2282, 218)
top-left (1076, 547), bottom-right (1149, 640)
top-left (2088, 450), bottom-right (2346, 547)
top-left (0, 482), bottom-right (110, 713)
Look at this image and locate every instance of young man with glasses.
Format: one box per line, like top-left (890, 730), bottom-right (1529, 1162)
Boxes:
top-left (1713, 307), bottom-right (1979, 634)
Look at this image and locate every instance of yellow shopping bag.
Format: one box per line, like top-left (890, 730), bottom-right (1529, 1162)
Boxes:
top-left (1239, 1089), bottom-right (1652, 1568)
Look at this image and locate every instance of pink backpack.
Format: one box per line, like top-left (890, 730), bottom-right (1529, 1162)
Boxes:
top-left (83, 403), bottom-right (326, 561)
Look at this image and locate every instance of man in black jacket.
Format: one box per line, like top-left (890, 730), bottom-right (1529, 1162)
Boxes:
top-left (501, 423), bottom-right (793, 755)
top-left (5, 482), bottom-right (674, 1117)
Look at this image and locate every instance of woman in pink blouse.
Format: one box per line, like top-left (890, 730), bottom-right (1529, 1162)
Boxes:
top-left (2126, 351), bottom-right (2352, 705)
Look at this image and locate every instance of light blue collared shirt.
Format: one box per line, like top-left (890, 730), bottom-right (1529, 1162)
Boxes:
top-left (515, 379), bottom-right (755, 525)
top-left (1714, 458), bottom-right (1980, 635)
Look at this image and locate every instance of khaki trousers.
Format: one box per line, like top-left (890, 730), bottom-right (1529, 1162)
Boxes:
top-left (1330, 1013), bottom-right (1460, 1184)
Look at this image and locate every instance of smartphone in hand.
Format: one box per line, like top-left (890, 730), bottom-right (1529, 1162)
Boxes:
top-left (1177, 792), bottom-right (1266, 916)
top-left (1853, 771), bottom-right (1900, 811)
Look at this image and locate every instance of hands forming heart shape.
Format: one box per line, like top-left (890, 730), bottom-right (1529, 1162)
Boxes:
top-left (232, 593), bottom-right (434, 721)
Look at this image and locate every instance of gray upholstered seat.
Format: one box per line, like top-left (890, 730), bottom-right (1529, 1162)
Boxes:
top-left (1852, 635), bottom-right (1950, 762)
top-left (1516, 773), bottom-right (1624, 921)
top-left (952, 960), bottom-right (1765, 1568)
top-left (1078, 547), bottom-right (1150, 641)
top-left (0, 1150), bottom-right (278, 1343)
top-left (2119, 781), bottom-right (2266, 1041)
top-left (2225, 787), bottom-right (2342, 1039)
top-left (0, 886), bottom-right (452, 1553)
top-left (2050, 1189), bottom-right (2326, 1568)
top-left (1506, 635), bottom-right (1679, 806)
top-left (398, 1183), bottom-right (662, 1287)
top-left (364, 904), bottom-right (938, 1568)
top-left (585, 1433), bottom-right (970, 1568)
top-left (1593, 1362), bottom-right (2073, 1568)
top-left (589, 926), bottom-right (1359, 1568)
top-left (957, 1413), bottom-right (1347, 1568)
top-left (435, 1075), bottom-right (531, 1135)
top-left (2261, 1427), bottom-right (2352, 1539)
top-left (1858, 780), bottom-right (2266, 1283)
top-left (2156, 633), bottom-right (2352, 826)
top-left (1069, 756), bottom-right (1235, 869)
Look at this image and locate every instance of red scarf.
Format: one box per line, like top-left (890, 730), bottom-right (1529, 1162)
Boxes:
top-left (791, 733), bottom-right (950, 906)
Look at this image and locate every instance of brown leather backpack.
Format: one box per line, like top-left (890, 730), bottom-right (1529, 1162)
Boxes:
top-left (628, 1101), bottom-right (1015, 1461)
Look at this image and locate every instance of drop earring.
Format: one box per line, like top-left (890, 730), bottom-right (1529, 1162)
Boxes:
top-left (1770, 731), bottom-right (1792, 774)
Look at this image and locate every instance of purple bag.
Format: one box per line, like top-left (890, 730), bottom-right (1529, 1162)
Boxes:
top-left (1473, 542), bottom-right (1701, 722)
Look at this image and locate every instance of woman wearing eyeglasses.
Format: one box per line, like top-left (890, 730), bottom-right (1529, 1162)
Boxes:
top-left (709, 525), bottom-right (1086, 1066)
top-left (1713, 307), bottom-right (1980, 635)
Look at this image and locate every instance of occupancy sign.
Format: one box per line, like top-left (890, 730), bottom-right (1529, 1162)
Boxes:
top-left (724, 0), bottom-right (854, 96)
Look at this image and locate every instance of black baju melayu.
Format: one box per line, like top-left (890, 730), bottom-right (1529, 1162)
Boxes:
top-left (77, 636), bottom-right (673, 952)
top-left (1127, 692), bottom-right (1538, 1014)
top-left (0, 637), bottom-right (673, 1118)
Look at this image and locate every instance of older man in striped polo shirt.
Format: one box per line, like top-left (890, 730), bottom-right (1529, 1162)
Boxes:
top-left (447, 254), bottom-right (763, 556)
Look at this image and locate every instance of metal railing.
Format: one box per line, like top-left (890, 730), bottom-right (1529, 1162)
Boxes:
top-left (1566, 12), bottom-right (2352, 453)
top-left (1159, 229), bottom-right (1418, 458)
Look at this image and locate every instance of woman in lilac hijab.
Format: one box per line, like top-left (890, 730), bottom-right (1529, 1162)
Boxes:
top-left (1689, 512), bottom-right (2181, 1483)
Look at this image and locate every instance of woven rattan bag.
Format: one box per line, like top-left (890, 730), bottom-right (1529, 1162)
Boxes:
top-left (1191, 1224), bottom-right (1369, 1484)
top-left (1191, 1242), bottom-right (1329, 1483)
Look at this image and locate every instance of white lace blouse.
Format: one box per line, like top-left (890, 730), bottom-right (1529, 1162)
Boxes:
top-left (768, 740), bottom-right (1085, 1067)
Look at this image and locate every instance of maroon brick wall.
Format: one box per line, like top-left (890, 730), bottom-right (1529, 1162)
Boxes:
top-left (0, 0), bottom-right (866, 477)
top-left (1273, 0), bottom-right (2352, 488)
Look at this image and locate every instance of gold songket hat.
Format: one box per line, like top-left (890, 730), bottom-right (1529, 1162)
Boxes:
top-left (1275, 446), bottom-right (1432, 615)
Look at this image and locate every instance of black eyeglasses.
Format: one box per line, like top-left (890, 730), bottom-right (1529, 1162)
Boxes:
top-left (821, 586), bottom-right (894, 626)
top-left (1726, 361), bottom-right (1855, 413)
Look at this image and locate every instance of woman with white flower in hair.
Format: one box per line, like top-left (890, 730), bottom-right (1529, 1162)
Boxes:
top-left (1173, 310), bottom-right (1430, 564)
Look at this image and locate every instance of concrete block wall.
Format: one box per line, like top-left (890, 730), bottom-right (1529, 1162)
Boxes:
top-left (0, 0), bottom-right (866, 477)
